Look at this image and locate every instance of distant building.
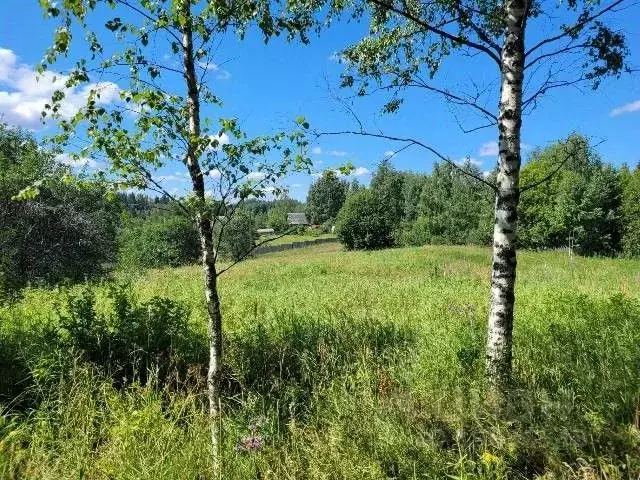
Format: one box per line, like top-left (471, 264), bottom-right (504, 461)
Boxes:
top-left (287, 212), bottom-right (309, 225)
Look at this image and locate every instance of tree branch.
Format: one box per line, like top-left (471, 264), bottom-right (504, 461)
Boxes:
top-left (115, 0), bottom-right (182, 44)
top-left (519, 138), bottom-right (605, 193)
top-left (317, 129), bottom-right (498, 191)
top-left (524, 0), bottom-right (625, 57)
top-left (132, 162), bottom-right (193, 217)
top-left (452, 3), bottom-right (502, 53)
top-left (524, 43), bottom-right (589, 70)
top-left (522, 76), bottom-right (585, 112)
top-left (216, 227), bottom-right (299, 276)
top-left (367, 0), bottom-right (502, 65)
top-left (410, 79), bottom-right (498, 121)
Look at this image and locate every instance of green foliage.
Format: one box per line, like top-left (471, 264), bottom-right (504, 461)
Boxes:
top-left (620, 164), bottom-right (640, 257)
top-left (242, 197), bottom-right (305, 231)
top-left (218, 211), bottom-right (256, 262)
top-left (335, 189), bottom-right (395, 250)
top-left (267, 208), bottom-right (289, 232)
top-left (519, 135), bottom-right (622, 256)
top-left (118, 192), bottom-right (174, 216)
top-left (399, 161), bottom-right (493, 246)
top-left (38, 0), bottom-right (312, 203)
top-left (401, 173), bottom-right (428, 223)
top-left (370, 159), bottom-right (405, 228)
top-left (0, 125), bottom-right (121, 296)
top-left (306, 170), bottom-right (348, 224)
top-left (58, 284), bottom-right (202, 386)
top-left (118, 213), bottom-right (200, 269)
top-left (310, 0), bottom-right (631, 118)
top-left (1, 246), bottom-right (640, 478)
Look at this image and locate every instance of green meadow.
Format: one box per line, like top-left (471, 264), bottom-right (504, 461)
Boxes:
top-left (1, 244), bottom-right (639, 479)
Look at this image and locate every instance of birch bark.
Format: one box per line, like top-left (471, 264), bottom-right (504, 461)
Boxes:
top-left (181, 3), bottom-right (223, 472)
top-left (486, 0), bottom-right (527, 386)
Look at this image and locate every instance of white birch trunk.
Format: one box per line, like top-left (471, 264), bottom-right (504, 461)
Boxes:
top-left (180, 3), bottom-right (223, 475)
top-left (486, 0), bottom-right (527, 387)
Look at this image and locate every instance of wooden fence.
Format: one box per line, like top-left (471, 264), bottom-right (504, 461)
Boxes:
top-left (252, 237), bottom-right (339, 256)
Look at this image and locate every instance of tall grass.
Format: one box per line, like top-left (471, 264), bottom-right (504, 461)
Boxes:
top-left (1, 245), bottom-right (639, 479)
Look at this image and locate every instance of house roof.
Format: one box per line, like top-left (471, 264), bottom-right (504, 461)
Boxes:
top-left (287, 213), bottom-right (309, 225)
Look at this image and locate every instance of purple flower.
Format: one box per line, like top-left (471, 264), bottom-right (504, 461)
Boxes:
top-left (236, 434), bottom-right (265, 453)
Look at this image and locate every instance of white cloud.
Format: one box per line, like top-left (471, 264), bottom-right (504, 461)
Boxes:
top-left (455, 157), bottom-right (482, 167)
top-left (0, 48), bottom-right (120, 129)
top-left (322, 166), bottom-right (370, 177)
top-left (208, 169), bottom-right (221, 179)
top-left (311, 147), bottom-right (347, 157)
top-left (352, 167), bottom-right (370, 176)
top-left (610, 100), bottom-right (640, 117)
top-left (482, 171), bottom-right (491, 178)
top-left (156, 174), bottom-right (185, 182)
top-left (383, 150), bottom-right (395, 158)
top-left (207, 132), bottom-right (230, 151)
top-left (197, 61), bottom-right (231, 80)
top-left (479, 141), bottom-right (499, 157)
top-left (247, 171), bottom-right (266, 181)
top-left (329, 150), bottom-right (348, 157)
top-left (55, 153), bottom-right (99, 169)
top-left (290, 183), bottom-right (303, 188)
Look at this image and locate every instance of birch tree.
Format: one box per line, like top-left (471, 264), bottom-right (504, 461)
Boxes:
top-left (290, 0), bottom-right (633, 389)
top-left (38, 0), bottom-right (309, 471)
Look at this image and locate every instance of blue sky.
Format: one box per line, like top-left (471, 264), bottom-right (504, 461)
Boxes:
top-left (1, 0), bottom-right (639, 201)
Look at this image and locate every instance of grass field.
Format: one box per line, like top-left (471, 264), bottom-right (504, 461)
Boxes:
top-left (1, 244), bottom-right (640, 479)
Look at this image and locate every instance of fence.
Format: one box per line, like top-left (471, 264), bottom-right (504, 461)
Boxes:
top-left (253, 237), bottom-right (339, 256)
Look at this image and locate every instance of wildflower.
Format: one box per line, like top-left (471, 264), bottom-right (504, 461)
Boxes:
top-left (236, 434), bottom-right (265, 453)
top-left (481, 451), bottom-right (501, 465)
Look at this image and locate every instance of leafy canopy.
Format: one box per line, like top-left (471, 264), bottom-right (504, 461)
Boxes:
top-left (37, 0), bottom-right (311, 210)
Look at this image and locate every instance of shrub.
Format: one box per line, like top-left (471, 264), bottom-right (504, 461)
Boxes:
top-left (396, 217), bottom-right (434, 246)
top-left (519, 135), bottom-right (622, 256)
top-left (58, 284), bottom-right (204, 386)
top-left (620, 164), bottom-right (640, 257)
top-left (118, 214), bottom-right (200, 269)
top-left (370, 159), bottom-right (405, 227)
top-left (307, 170), bottom-right (348, 224)
top-left (1, 125), bottom-right (121, 295)
top-left (335, 189), bottom-right (395, 250)
top-left (218, 211), bottom-right (256, 261)
top-left (267, 208), bottom-right (289, 233)
top-left (320, 220), bottom-right (333, 234)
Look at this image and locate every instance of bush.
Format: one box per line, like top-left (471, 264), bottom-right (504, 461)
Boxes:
top-left (335, 189), bottom-right (395, 250)
top-left (307, 170), bottom-right (348, 224)
top-left (118, 214), bottom-right (200, 269)
top-left (218, 211), bottom-right (256, 261)
top-left (1, 125), bottom-right (121, 295)
top-left (267, 208), bottom-right (289, 233)
top-left (620, 164), bottom-right (640, 257)
top-left (519, 135), bottom-right (622, 256)
top-left (396, 217), bottom-right (434, 246)
top-left (58, 284), bottom-right (204, 386)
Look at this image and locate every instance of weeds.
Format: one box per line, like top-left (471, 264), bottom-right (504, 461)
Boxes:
top-left (1, 245), bottom-right (639, 479)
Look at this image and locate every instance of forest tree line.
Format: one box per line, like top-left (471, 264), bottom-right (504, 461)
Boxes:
top-left (2, 125), bottom-right (639, 299)
top-left (315, 134), bottom-right (640, 258)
